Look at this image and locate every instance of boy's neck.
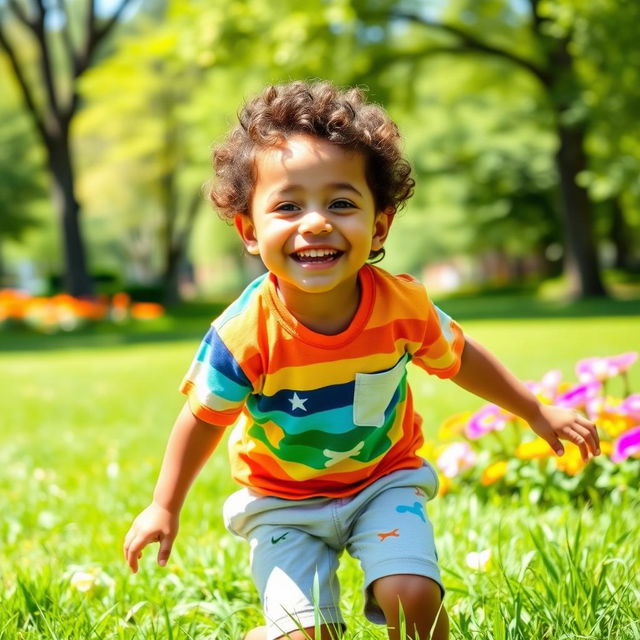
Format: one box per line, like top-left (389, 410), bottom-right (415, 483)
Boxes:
top-left (274, 275), bottom-right (361, 335)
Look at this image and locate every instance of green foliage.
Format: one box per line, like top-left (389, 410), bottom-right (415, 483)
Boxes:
top-left (4, 0), bottom-right (640, 295)
top-left (0, 97), bottom-right (46, 241)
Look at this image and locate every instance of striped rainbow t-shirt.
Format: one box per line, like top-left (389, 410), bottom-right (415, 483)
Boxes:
top-left (180, 264), bottom-right (464, 499)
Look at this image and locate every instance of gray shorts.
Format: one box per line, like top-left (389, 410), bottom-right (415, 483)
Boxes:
top-left (223, 463), bottom-right (442, 640)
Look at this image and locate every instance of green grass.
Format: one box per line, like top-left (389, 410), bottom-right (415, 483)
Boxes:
top-left (1, 303), bottom-right (639, 639)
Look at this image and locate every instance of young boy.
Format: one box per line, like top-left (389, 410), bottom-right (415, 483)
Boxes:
top-left (124, 81), bottom-right (600, 640)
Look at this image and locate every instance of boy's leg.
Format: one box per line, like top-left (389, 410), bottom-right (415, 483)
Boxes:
top-left (371, 574), bottom-right (448, 640)
top-left (345, 464), bottom-right (446, 639)
top-left (224, 490), bottom-right (345, 640)
top-left (245, 524), bottom-right (345, 639)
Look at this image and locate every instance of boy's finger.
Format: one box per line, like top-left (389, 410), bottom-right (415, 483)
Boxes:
top-left (546, 434), bottom-right (564, 457)
top-left (123, 529), bottom-right (135, 560)
top-left (564, 430), bottom-right (589, 462)
top-left (157, 536), bottom-right (173, 567)
top-left (126, 539), bottom-right (141, 573)
top-left (574, 423), bottom-right (599, 457)
top-left (577, 415), bottom-right (600, 454)
top-left (126, 532), bottom-right (155, 573)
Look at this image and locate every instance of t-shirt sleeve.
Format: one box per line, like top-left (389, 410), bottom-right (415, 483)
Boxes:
top-left (412, 302), bottom-right (465, 379)
top-left (179, 325), bottom-right (253, 426)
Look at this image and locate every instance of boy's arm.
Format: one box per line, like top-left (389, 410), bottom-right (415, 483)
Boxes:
top-left (452, 336), bottom-right (600, 460)
top-left (123, 401), bottom-right (226, 573)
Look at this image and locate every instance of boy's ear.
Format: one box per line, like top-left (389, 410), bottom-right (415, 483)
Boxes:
top-left (371, 208), bottom-right (394, 252)
top-left (234, 214), bottom-right (260, 255)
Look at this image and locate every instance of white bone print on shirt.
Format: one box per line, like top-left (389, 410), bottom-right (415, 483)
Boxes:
top-left (323, 441), bottom-right (365, 467)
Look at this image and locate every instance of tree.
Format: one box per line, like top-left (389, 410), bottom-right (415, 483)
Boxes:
top-left (0, 0), bottom-right (136, 296)
top-left (0, 102), bottom-right (46, 283)
top-left (355, 0), bottom-right (616, 297)
top-left (75, 0), bottom-right (364, 301)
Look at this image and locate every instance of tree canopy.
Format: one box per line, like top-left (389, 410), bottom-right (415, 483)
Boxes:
top-left (2, 0), bottom-right (639, 300)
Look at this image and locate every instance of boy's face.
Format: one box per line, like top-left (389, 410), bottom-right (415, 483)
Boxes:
top-left (235, 135), bottom-right (390, 304)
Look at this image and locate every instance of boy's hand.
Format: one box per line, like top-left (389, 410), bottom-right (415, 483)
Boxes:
top-left (527, 404), bottom-right (600, 461)
top-left (123, 502), bottom-right (179, 573)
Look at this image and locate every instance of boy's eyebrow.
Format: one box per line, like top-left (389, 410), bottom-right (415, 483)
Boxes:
top-left (272, 183), bottom-right (363, 198)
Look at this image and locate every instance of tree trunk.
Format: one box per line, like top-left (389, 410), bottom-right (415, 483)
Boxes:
top-left (554, 123), bottom-right (607, 297)
top-left (46, 135), bottom-right (94, 297)
top-left (163, 243), bottom-right (182, 307)
top-left (162, 187), bottom-right (205, 307)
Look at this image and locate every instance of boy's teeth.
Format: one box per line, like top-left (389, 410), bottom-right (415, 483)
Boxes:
top-left (297, 249), bottom-right (337, 258)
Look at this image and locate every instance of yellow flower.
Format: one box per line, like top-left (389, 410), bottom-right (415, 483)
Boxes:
top-left (480, 461), bottom-right (508, 486)
top-left (515, 438), bottom-right (552, 460)
top-left (437, 412), bottom-right (472, 441)
top-left (598, 412), bottom-right (635, 438)
top-left (437, 473), bottom-right (451, 497)
top-left (416, 440), bottom-right (436, 461)
top-left (554, 443), bottom-right (585, 476)
top-left (600, 440), bottom-right (613, 456)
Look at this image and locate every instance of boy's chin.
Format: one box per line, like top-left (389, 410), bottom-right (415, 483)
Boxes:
top-left (277, 273), bottom-right (360, 296)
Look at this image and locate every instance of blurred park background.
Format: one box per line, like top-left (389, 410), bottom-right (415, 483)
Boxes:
top-left (2, 2), bottom-right (640, 638)
top-left (2, 0), bottom-right (640, 311)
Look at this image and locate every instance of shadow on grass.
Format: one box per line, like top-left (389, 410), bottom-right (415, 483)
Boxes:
top-left (1, 296), bottom-right (638, 353)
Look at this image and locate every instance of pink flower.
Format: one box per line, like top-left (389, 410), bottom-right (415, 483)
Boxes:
top-left (465, 404), bottom-right (507, 439)
top-left (540, 369), bottom-right (563, 397)
top-left (436, 442), bottom-right (477, 478)
top-left (585, 395), bottom-right (619, 421)
top-left (611, 425), bottom-right (640, 463)
top-left (576, 352), bottom-right (638, 382)
top-left (609, 352), bottom-right (638, 374)
top-left (526, 369), bottom-right (564, 403)
top-left (620, 394), bottom-right (640, 420)
top-left (555, 380), bottom-right (602, 410)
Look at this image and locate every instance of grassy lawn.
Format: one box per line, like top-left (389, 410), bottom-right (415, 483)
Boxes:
top-left (1, 297), bottom-right (639, 638)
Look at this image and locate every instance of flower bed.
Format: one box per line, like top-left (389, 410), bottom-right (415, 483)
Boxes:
top-left (421, 352), bottom-right (639, 502)
top-left (0, 289), bottom-right (164, 333)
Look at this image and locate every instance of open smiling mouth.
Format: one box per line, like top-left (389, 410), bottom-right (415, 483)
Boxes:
top-left (291, 248), bottom-right (344, 264)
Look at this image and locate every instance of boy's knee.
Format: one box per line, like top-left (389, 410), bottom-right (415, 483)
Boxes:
top-left (372, 573), bottom-right (442, 616)
top-left (373, 575), bottom-right (448, 639)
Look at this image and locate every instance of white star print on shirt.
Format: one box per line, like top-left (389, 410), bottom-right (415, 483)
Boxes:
top-left (289, 392), bottom-right (308, 412)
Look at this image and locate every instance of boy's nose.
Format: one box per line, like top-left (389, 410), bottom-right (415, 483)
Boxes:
top-left (298, 211), bottom-right (332, 235)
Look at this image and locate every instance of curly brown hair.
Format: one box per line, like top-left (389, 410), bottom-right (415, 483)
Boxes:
top-left (209, 81), bottom-right (414, 261)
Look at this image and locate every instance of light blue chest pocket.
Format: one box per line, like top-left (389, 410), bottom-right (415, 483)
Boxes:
top-left (353, 353), bottom-right (409, 427)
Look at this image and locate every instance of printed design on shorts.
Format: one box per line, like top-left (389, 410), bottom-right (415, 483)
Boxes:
top-left (415, 487), bottom-right (426, 498)
top-left (377, 528), bottom-right (400, 542)
top-left (271, 531), bottom-right (290, 544)
top-left (396, 501), bottom-right (426, 522)
top-left (288, 392), bottom-right (308, 412)
top-left (323, 441), bottom-right (365, 467)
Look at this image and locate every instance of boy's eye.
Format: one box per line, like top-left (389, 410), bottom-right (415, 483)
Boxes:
top-left (275, 202), bottom-right (300, 212)
top-left (330, 199), bottom-right (355, 210)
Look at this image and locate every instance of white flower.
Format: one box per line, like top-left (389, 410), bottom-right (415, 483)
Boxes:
top-left (70, 571), bottom-right (97, 593)
top-left (33, 468), bottom-right (47, 481)
top-left (106, 462), bottom-right (120, 479)
top-left (67, 566), bottom-right (115, 596)
top-left (465, 549), bottom-right (492, 571)
top-left (37, 511), bottom-right (57, 529)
